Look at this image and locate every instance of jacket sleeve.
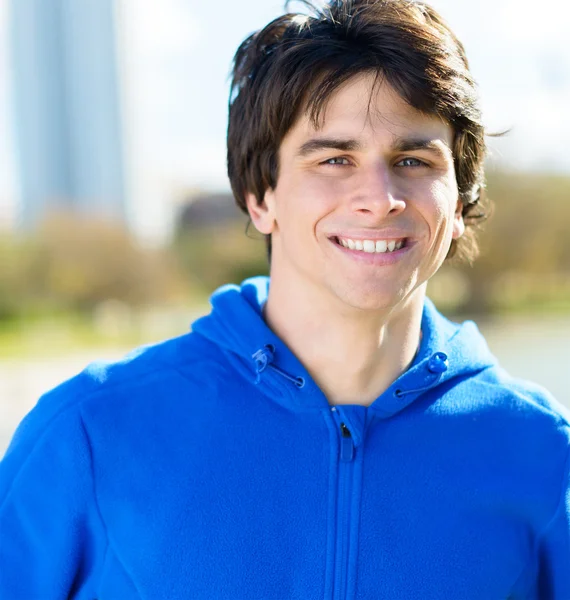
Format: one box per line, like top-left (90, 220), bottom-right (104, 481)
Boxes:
top-left (0, 401), bottom-right (103, 599)
top-left (536, 447), bottom-right (570, 599)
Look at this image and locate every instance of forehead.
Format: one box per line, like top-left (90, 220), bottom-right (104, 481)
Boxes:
top-left (284, 73), bottom-right (453, 147)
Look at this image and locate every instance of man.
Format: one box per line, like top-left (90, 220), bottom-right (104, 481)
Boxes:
top-left (1, 0), bottom-right (569, 598)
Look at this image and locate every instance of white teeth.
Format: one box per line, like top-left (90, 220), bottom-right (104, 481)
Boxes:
top-left (337, 237), bottom-right (404, 254)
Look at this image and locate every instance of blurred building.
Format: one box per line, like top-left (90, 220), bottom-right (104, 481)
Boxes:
top-left (9, 0), bottom-right (126, 228)
top-left (175, 192), bottom-right (242, 232)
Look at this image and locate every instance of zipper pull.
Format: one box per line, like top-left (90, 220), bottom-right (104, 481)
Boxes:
top-left (340, 423), bottom-right (354, 462)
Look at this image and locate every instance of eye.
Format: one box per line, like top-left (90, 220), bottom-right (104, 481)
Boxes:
top-left (396, 157), bottom-right (427, 168)
top-left (322, 157), bottom-right (351, 166)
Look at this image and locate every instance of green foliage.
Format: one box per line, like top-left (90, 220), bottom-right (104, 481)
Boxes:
top-left (172, 221), bottom-right (269, 294)
top-left (0, 213), bottom-right (189, 321)
top-left (0, 233), bottom-right (39, 319)
top-left (431, 170), bottom-right (570, 314)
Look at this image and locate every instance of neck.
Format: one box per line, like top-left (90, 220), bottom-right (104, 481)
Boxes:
top-left (263, 280), bottom-right (425, 406)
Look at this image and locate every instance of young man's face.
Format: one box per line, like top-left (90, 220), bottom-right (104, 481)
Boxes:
top-left (247, 73), bottom-right (464, 313)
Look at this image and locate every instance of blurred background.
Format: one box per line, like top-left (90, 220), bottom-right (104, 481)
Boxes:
top-left (0, 0), bottom-right (569, 455)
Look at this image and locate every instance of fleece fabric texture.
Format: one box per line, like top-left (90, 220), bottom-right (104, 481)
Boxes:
top-left (0, 276), bottom-right (569, 600)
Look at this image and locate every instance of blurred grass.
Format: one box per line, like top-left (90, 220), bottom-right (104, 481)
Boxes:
top-left (0, 303), bottom-right (209, 359)
top-left (0, 316), bottom-right (141, 359)
top-left (3, 297), bottom-right (569, 360)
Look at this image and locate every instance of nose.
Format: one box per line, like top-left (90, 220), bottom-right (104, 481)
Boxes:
top-left (349, 163), bottom-right (406, 219)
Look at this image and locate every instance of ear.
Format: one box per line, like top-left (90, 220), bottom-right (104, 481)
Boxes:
top-left (245, 189), bottom-right (277, 235)
top-left (452, 198), bottom-right (465, 240)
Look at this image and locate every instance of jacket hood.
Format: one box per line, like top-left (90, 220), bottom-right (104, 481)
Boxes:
top-left (192, 276), bottom-right (497, 417)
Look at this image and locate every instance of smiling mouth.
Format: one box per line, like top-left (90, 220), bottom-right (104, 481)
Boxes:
top-left (331, 236), bottom-right (407, 254)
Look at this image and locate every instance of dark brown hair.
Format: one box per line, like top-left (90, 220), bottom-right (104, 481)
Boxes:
top-left (227, 0), bottom-right (490, 263)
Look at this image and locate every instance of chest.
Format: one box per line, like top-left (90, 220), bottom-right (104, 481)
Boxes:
top-left (88, 408), bottom-right (532, 599)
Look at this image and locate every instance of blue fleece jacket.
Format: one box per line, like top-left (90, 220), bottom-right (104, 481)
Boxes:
top-left (1, 276), bottom-right (569, 599)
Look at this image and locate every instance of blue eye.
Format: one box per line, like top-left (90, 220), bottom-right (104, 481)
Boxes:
top-left (397, 157), bottom-right (426, 167)
top-left (324, 157), bottom-right (350, 165)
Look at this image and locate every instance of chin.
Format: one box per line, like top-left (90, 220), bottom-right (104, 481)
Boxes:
top-left (331, 282), bottom-right (409, 313)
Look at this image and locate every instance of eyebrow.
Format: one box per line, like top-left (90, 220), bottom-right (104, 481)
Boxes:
top-left (296, 138), bottom-right (363, 157)
top-left (392, 137), bottom-right (451, 159)
top-left (295, 136), bottom-right (451, 159)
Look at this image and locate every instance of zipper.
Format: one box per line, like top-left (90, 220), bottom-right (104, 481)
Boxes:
top-left (339, 423), bottom-right (354, 462)
top-left (331, 407), bottom-right (356, 600)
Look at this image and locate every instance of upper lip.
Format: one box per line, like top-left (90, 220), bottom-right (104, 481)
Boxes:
top-left (329, 232), bottom-right (409, 241)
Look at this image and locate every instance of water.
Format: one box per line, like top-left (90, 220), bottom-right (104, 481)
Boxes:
top-left (1, 316), bottom-right (569, 456)
top-left (478, 315), bottom-right (570, 408)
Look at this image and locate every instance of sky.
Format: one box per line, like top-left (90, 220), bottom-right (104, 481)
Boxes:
top-left (0, 0), bottom-right (568, 239)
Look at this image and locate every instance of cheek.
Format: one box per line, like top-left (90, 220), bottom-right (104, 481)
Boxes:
top-left (424, 180), bottom-right (458, 228)
top-left (274, 174), bottom-right (339, 226)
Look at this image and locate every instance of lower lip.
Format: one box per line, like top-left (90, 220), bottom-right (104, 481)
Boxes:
top-left (330, 238), bottom-right (413, 265)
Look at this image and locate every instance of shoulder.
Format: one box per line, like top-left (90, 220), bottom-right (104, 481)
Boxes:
top-left (467, 365), bottom-right (569, 426)
top-left (33, 331), bottom-right (215, 412)
top-left (445, 366), bottom-right (570, 471)
top-left (437, 367), bottom-right (570, 528)
top-left (0, 331), bottom-right (227, 475)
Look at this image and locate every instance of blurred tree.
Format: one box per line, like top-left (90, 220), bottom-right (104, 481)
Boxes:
top-left (0, 212), bottom-right (189, 321)
top-left (0, 233), bottom-right (39, 319)
top-left (173, 223), bottom-right (268, 293)
top-left (34, 213), bottom-right (187, 311)
top-left (446, 170), bottom-right (570, 313)
top-left (172, 193), bottom-right (268, 293)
